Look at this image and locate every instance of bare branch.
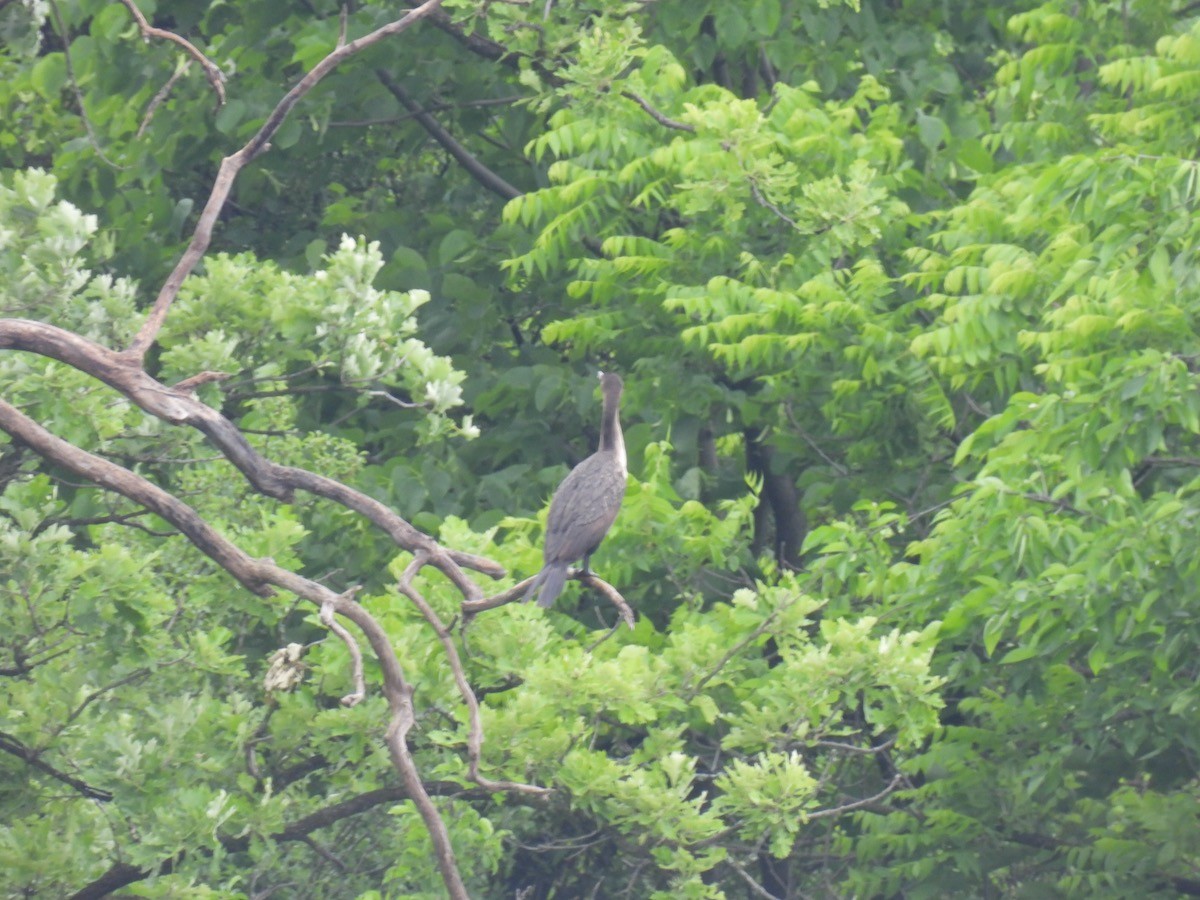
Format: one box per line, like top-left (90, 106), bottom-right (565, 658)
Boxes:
top-left (0, 392), bottom-right (471, 898)
top-left (462, 570), bottom-right (633, 628)
top-left (173, 370), bottom-right (230, 392)
top-left (31, 507), bottom-right (174, 538)
top-left (724, 856), bottom-right (783, 900)
top-left (0, 393), bottom-right (275, 595)
top-left (747, 175), bottom-right (803, 231)
top-left (684, 592), bottom-right (807, 701)
top-left (462, 576), bottom-right (537, 617)
top-left (397, 555), bottom-right (550, 797)
top-left (320, 587), bottom-right (367, 707)
top-left (813, 737), bottom-right (898, 755)
top-left (622, 90), bottom-right (696, 132)
top-left (0, 320), bottom-right (503, 588)
top-left (375, 69), bottom-right (523, 201)
top-left (806, 773), bottom-right (906, 821)
top-left (577, 571), bottom-right (635, 628)
top-left (138, 59), bottom-right (192, 138)
top-left (117, 0), bottom-right (226, 106)
top-left (125, 0), bottom-right (449, 362)
top-left (0, 731), bottom-right (114, 802)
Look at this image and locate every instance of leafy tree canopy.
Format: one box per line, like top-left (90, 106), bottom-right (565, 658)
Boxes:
top-left (2, 0), bottom-right (1200, 897)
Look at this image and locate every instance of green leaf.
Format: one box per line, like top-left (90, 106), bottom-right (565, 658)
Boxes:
top-left (215, 99), bottom-right (247, 136)
top-left (916, 111), bottom-right (948, 151)
top-left (30, 54), bottom-right (66, 100)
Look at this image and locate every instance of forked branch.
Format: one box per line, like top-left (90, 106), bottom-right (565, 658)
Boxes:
top-left (0, 393), bottom-right (469, 898)
top-left (124, 0), bottom-right (449, 362)
top-left (462, 569), bottom-right (634, 628)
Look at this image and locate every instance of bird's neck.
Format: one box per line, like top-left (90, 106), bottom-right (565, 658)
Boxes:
top-left (599, 396), bottom-right (626, 473)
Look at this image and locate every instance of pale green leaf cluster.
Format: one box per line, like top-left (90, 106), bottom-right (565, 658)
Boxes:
top-left (164, 234), bottom-right (472, 440)
top-left (0, 168), bottom-right (137, 345)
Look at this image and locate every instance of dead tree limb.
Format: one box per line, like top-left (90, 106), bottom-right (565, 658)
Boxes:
top-left (398, 555), bottom-right (550, 797)
top-left (0, 319), bottom-right (502, 589)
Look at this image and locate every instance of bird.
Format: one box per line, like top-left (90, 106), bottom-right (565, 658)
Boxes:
top-left (525, 371), bottom-right (627, 608)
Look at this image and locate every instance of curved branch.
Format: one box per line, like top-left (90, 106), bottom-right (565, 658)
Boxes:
top-left (462, 569), bottom-right (633, 628)
top-left (0, 319), bottom-right (503, 592)
top-left (461, 578), bottom-right (533, 617)
top-left (0, 392), bottom-right (274, 594)
top-left (397, 555), bottom-right (549, 797)
top-left (117, 0), bottom-right (226, 106)
top-left (0, 394), bottom-right (469, 899)
top-left (320, 588), bottom-right (367, 707)
top-left (622, 90), bottom-right (695, 132)
top-left (578, 572), bottom-right (635, 628)
top-left (126, 0), bottom-right (448, 361)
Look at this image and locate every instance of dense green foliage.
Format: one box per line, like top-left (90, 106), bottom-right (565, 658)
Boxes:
top-left (3, 0), bottom-right (1200, 896)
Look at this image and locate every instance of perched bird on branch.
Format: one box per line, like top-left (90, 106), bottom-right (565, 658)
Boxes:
top-left (525, 372), bottom-right (626, 608)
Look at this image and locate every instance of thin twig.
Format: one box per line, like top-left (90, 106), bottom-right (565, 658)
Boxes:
top-left (622, 90), bottom-right (695, 132)
top-left (320, 586), bottom-right (366, 706)
top-left (747, 176), bottom-right (803, 231)
top-left (47, 0), bottom-right (123, 170)
top-left (375, 70), bottom-right (522, 201)
top-left (806, 773), bottom-right (906, 821)
top-left (397, 555), bottom-right (549, 797)
top-left (685, 594), bottom-right (801, 700)
top-left (138, 59), bottom-right (191, 137)
top-left (725, 856), bottom-right (782, 900)
top-left (117, 0), bottom-right (226, 106)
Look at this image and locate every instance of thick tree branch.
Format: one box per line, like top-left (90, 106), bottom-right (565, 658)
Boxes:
top-left (0, 393), bottom-right (469, 899)
top-left (125, 0), bottom-right (448, 361)
top-left (375, 69), bottom-right (523, 201)
top-left (428, 8), bottom-right (517, 67)
top-left (0, 393), bottom-right (275, 595)
top-left (0, 319), bottom-right (502, 591)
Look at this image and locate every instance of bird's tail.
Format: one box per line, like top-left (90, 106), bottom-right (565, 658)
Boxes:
top-left (524, 563), bottom-right (568, 608)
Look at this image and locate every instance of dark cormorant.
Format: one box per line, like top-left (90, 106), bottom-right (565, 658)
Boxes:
top-left (525, 372), bottom-right (626, 608)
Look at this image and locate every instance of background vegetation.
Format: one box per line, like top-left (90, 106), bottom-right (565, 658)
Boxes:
top-left (2, 0), bottom-right (1200, 896)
